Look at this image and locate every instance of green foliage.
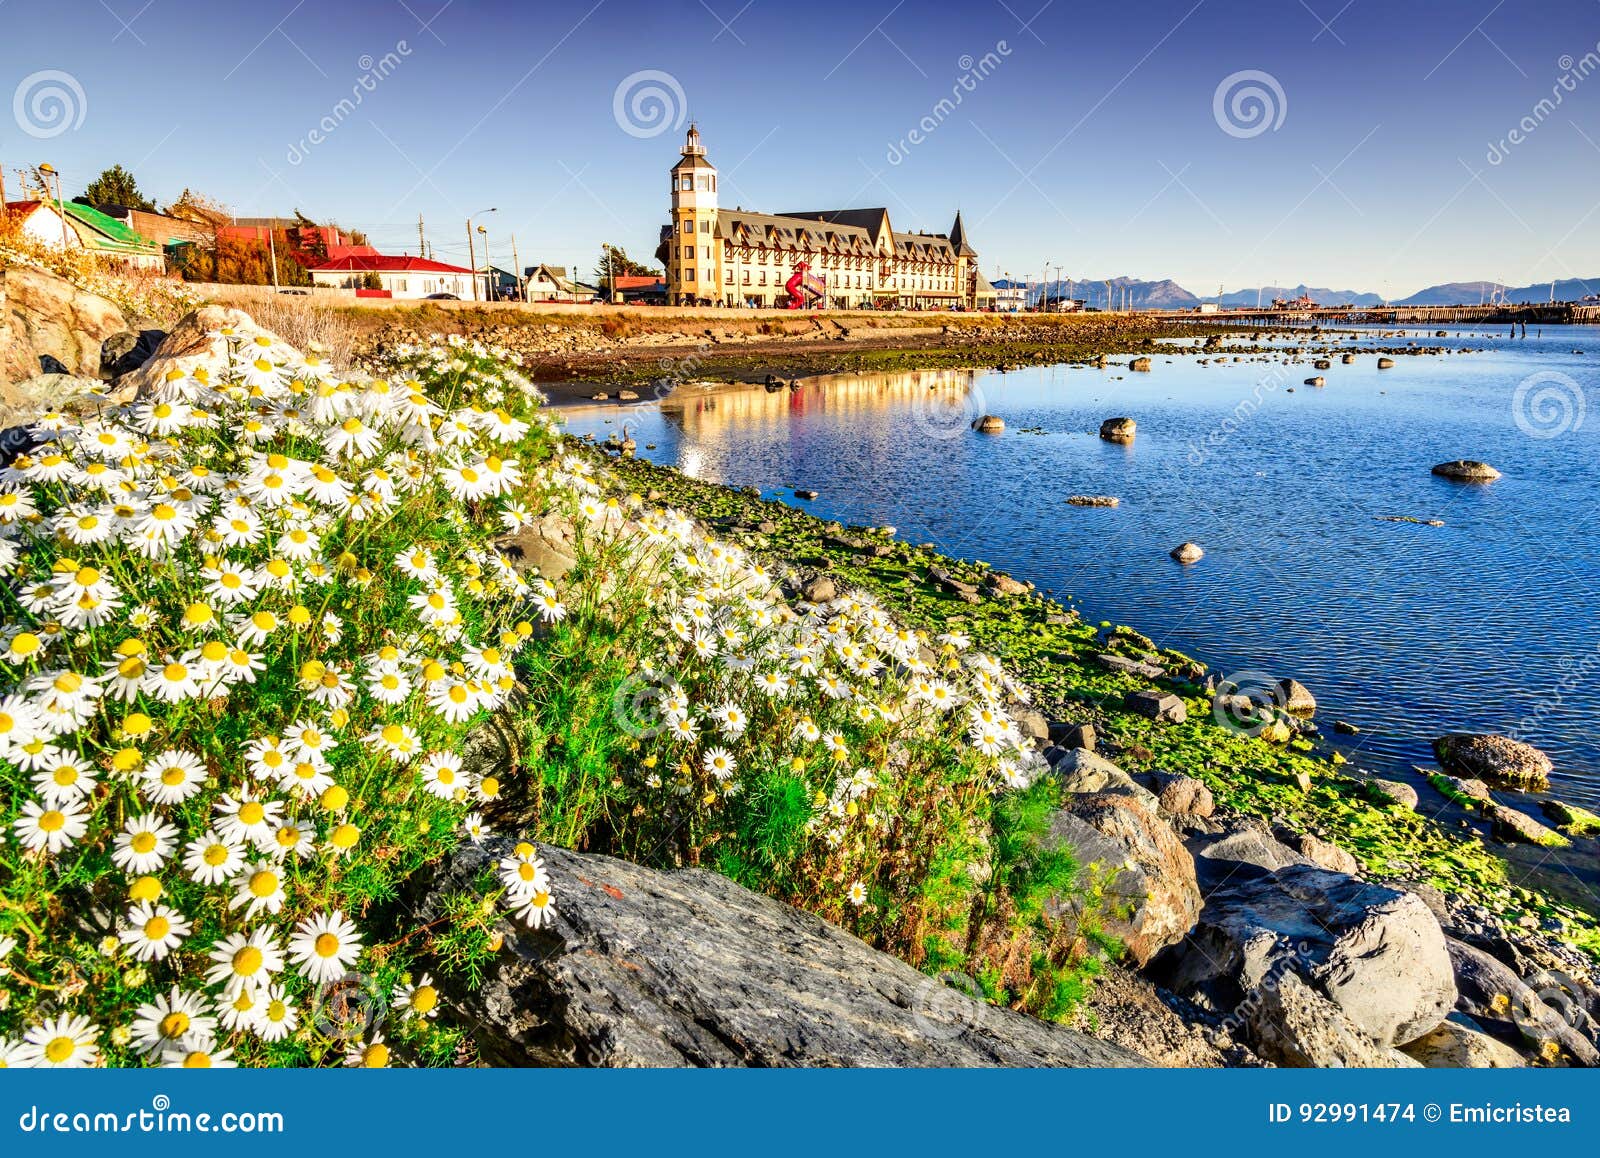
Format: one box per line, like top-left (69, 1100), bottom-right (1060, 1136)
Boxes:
top-left (77, 164), bottom-right (155, 211)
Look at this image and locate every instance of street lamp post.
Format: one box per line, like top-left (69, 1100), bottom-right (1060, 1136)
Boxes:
top-left (478, 225), bottom-right (491, 301)
top-left (38, 163), bottom-right (69, 250)
top-left (465, 207), bottom-right (497, 301)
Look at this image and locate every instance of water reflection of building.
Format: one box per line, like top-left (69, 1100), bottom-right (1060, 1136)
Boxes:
top-left (659, 369), bottom-right (984, 447)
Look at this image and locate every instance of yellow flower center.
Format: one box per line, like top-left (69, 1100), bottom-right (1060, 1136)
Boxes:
top-left (204, 844), bottom-right (229, 866)
top-left (238, 801), bottom-right (265, 825)
top-left (249, 870), bottom-right (279, 897)
top-left (44, 1037), bottom-right (76, 1064)
top-left (160, 1011), bottom-right (190, 1038)
top-left (411, 986), bottom-right (438, 1014)
top-left (130, 831), bottom-right (157, 853)
top-left (313, 932), bottom-right (341, 957)
top-left (144, 915), bottom-right (170, 940)
top-left (233, 946), bottom-right (264, 975)
top-left (38, 810), bottom-right (65, 833)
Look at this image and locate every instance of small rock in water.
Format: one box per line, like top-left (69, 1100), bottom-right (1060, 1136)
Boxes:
top-left (1066, 494), bottom-right (1120, 507)
top-left (1169, 541), bottom-right (1204, 564)
top-left (1377, 357), bottom-right (1395, 369)
top-left (1099, 416), bottom-right (1137, 443)
top-left (971, 415), bottom-right (1005, 433)
top-left (1433, 733), bottom-right (1551, 791)
top-left (1276, 677), bottom-right (1316, 715)
top-left (794, 489), bottom-right (819, 500)
top-left (1129, 356), bottom-right (1152, 372)
top-left (617, 389), bottom-right (640, 401)
top-left (1431, 460), bottom-right (1500, 482)
top-left (590, 392), bottom-right (610, 400)
top-left (1305, 376), bottom-right (1325, 386)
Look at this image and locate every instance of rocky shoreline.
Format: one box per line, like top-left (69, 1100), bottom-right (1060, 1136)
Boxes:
top-left (7, 266), bottom-right (1595, 1069)
top-left (579, 445), bottom-right (1600, 1068)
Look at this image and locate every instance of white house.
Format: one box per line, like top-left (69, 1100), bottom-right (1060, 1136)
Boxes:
top-left (4, 200), bottom-right (79, 249)
top-left (308, 254), bottom-right (479, 299)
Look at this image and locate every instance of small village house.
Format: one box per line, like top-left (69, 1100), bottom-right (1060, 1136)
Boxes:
top-left (523, 264), bottom-right (596, 302)
top-left (308, 253), bottom-right (479, 299)
top-left (4, 198), bottom-right (164, 271)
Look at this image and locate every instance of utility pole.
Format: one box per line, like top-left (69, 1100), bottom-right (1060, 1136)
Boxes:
top-left (268, 227), bottom-right (280, 291)
top-left (510, 232), bottom-right (522, 302)
top-left (417, 213), bottom-right (426, 257)
top-left (466, 220), bottom-right (478, 301)
top-left (478, 225), bottom-right (491, 300)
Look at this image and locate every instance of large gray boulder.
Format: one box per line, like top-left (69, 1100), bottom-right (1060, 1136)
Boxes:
top-left (416, 839), bottom-right (1144, 1067)
top-left (113, 304), bottom-right (276, 401)
top-left (1048, 793), bottom-right (1202, 967)
top-left (1164, 864), bottom-right (1456, 1047)
top-left (1, 265), bottom-right (128, 388)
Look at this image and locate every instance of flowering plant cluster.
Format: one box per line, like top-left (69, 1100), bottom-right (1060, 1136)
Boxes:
top-left (523, 463), bottom-right (1063, 969)
top-left (0, 324), bottom-right (556, 1067)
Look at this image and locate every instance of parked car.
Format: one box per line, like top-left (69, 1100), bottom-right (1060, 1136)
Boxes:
top-left (424, 293), bottom-right (460, 300)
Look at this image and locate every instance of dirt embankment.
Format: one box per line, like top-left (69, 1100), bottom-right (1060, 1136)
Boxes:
top-left (201, 291), bottom-right (1216, 403)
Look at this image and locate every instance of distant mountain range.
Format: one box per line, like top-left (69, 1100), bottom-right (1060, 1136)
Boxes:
top-left (1021, 275), bottom-right (1599, 310)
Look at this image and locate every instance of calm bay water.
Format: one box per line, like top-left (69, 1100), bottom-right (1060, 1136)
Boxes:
top-left (559, 325), bottom-right (1600, 813)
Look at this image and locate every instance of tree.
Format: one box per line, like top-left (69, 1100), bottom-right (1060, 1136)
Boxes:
top-left (76, 164), bottom-right (155, 211)
top-left (165, 188), bottom-right (230, 224)
top-left (594, 243), bottom-right (658, 293)
top-left (361, 271), bottom-right (383, 290)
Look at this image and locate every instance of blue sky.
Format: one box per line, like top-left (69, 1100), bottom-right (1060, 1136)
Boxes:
top-left (3, 0), bottom-right (1598, 294)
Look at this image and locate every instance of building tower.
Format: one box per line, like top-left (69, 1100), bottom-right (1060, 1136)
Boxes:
top-left (669, 124), bottom-right (719, 305)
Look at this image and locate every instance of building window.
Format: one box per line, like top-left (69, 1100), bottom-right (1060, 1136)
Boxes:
top-left (686, 268), bottom-right (695, 281)
top-left (758, 271), bottom-right (766, 285)
top-left (697, 175), bottom-right (710, 191)
top-left (681, 175), bottom-right (692, 190)
top-left (700, 219), bottom-right (711, 233)
top-left (702, 245), bottom-right (711, 260)
top-left (725, 269), bottom-right (733, 284)
top-left (682, 245), bottom-right (692, 260)
top-left (743, 271), bottom-right (750, 284)
top-left (682, 220), bottom-right (693, 234)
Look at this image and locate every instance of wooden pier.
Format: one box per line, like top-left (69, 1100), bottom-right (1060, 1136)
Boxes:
top-left (1158, 302), bottom-right (1600, 326)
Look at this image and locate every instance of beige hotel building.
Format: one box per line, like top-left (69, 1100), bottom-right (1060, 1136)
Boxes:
top-left (658, 125), bottom-right (995, 310)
